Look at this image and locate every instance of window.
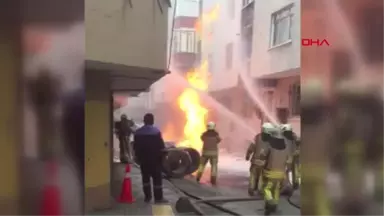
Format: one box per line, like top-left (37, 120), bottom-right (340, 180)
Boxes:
top-left (228, 0), bottom-right (235, 19)
top-left (290, 83), bottom-right (300, 116)
top-left (172, 29), bottom-right (197, 53)
top-left (270, 4), bottom-right (293, 47)
top-left (225, 43), bottom-right (233, 69)
top-left (242, 0), bottom-right (254, 7)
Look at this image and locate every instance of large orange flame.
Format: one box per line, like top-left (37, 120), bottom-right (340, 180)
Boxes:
top-left (163, 5), bottom-right (219, 153)
top-left (195, 4), bottom-right (220, 40)
top-left (177, 61), bottom-right (210, 153)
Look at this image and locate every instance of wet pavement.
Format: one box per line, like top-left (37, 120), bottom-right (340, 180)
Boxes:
top-left (176, 166), bottom-right (300, 215)
top-left (110, 136), bottom-right (301, 215)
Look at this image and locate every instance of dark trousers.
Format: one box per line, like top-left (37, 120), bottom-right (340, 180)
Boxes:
top-left (140, 163), bottom-right (163, 200)
top-left (118, 135), bottom-right (132, 160)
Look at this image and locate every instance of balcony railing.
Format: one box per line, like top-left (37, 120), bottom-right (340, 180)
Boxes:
top-left (172, 29), bottom-right (199, 53)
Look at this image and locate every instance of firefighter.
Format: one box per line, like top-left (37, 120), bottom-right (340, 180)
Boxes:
top-left (292, 138), bottom-right (301, 190)
top-left (115, 114), bottom-right (134, 163)
top-left (245, 122), bottom-right (274, 196)
top-left (280, 124), bottom-right (300, 190)
top-left (133, 113), bottom-right (167, 203)
top-left (196, 122), bottom-right (221, 185)
top-left (260, 126), bottom-right (291, 214)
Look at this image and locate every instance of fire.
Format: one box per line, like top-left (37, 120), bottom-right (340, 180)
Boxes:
top-left (195, 4), bottom-right (220, 40)
top-left (170, 4), bottom-right (219, 153)
top-left (177, 61), bottom-right (210, 153)
top-left (162, 123), bottom-right (177, 141)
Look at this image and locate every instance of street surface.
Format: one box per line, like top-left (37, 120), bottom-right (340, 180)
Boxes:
top-left (112, 136), bottom-right (300, 215)
top-left (179, 152), bottom-right (300, 215)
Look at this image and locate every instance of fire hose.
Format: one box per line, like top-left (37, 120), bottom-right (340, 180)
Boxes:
top-left (134, 146), bottom-right (301, 215)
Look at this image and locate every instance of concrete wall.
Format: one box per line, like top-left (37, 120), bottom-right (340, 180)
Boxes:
top-left (270, 75), bottom-right (301, 135)
top-left (86, 0), bottom-right (169, 71)
top-left (211, 87), bottom-right (262, 156)
top-left (85, 70), bottom-right (112, 212)
top-left (0, 35), bottom-right (20, 214)
top-left (251, 0), bottom-right (300, 77)
top-left (202, 0), bottom-right (243, 91)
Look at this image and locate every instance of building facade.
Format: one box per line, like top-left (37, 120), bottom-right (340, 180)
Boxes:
top-left (248, 0), bottom-right (301, 134)
top-left (201, 0), bottom-right (301, 154)
top-left (85, 0), bottom-right (171, 212)
top-left (200, 0), bottom-right (259, 155)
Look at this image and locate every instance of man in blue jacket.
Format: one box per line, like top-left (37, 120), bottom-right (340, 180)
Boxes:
top-left (133, 113), bottom-right (167, 203)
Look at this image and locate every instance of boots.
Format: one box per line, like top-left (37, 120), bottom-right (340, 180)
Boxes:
top-left (120, 155), bottom-right (128, 164)
top-left (248, 188), bottom-right (255, 196)
top-left (264, 202), bottom-right (277, 215)
top-left (143, 185), bottom-right (152, 203)
top-left (196, 173), bottom-right (202, 183)
top-left (154, 186), bottom-right (168, 203)
top-left (210, 176), bottom-right (217, 185)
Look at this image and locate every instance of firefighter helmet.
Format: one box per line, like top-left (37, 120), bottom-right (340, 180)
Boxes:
top-left (281, 124), bottom-right (293, 131)
top-left (262, 122), bottom-right (275, 135)
top-left (207, 121), bottom-right (216, 130)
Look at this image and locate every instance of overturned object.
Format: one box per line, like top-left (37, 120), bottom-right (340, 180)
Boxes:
top-left (162, 145), bottom-right (200, 178)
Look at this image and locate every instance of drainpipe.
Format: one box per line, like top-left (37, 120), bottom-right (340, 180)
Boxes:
top-left (198, 0), bottom-right (203, 64)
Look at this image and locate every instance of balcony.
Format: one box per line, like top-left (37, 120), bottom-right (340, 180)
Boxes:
top-left (171, 29), bottom-right (199, 72)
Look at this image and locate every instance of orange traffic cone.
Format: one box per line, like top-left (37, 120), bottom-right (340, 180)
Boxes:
top-left (40, 162), bottom-right (61, 215)
top-left (118, 164), bottom-right (135, 203)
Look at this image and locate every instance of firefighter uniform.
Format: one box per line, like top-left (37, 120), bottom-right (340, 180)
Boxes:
top-left (292, 138), bottom-right (301, 189)
top-left (245, 122), bottom-right (274, 196)
top-left (115, 114), bottom-right (134, 163)
top-left (280, 124), bottom-right (300, 190)
top-left (259, 127), bottom-right (291, 214)
top-left (196, 122), bottom-right (221, 185)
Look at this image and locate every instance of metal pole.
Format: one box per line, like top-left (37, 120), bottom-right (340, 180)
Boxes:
top-left (198, 0), bottom-right (203, 64)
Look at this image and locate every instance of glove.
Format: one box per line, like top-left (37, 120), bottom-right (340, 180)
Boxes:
top-left (245, 155), bottom-right (250, 161)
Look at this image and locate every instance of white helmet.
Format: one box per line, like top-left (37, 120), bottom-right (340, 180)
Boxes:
top-left (207, 121), bottom-right (216, 130)
top-left (281, 124), bottom-right (292, 131)
top-left (262, 122), bottom-right (275, 134)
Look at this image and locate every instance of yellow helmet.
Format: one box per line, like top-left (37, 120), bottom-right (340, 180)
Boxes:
top-left (207, 121), bottom-right (216, 130)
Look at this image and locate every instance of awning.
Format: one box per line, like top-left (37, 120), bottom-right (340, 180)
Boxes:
top-left (86, 60), bottom-right (169, 97)
top-left (258, 68), bottom-right (300, 79)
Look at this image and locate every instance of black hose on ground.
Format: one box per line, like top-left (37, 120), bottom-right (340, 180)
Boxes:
top-left (132, 161), bottom-right (244, 215)
top-left (287, 190), bottom-right (300, 209)
top-left (166, 177), bottom-right (243, 216)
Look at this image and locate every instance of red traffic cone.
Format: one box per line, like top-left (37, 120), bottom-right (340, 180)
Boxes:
top-left (118, 164), bottom-right (135, 203)
top-left (40, 162), bottom-right (61, 215)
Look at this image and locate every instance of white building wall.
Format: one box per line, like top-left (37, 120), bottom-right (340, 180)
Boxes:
top-left (202, 0), bottom-right (243, 91)
top-left (250, 0), bottom-right (300, 78)
top-left (86, 0), bottom-right (169, 71)
top-left (176, 0), bottom-right (199, 16)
